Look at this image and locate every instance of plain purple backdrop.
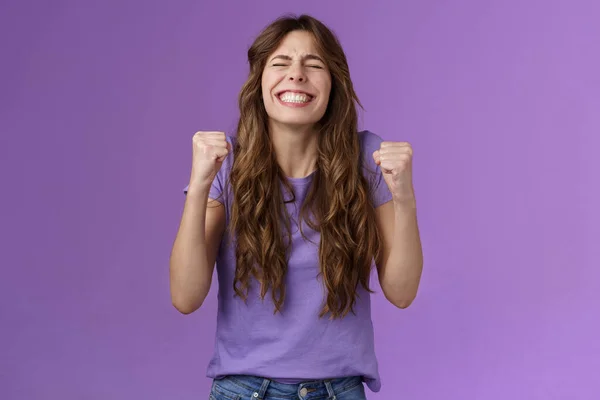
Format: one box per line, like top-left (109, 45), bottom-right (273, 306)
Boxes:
top-left (1, 1), bottom-right (599, 399)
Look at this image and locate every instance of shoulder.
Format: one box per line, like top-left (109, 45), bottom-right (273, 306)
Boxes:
top-left (357, 130), bottom-right (393, 206)
top-left (357, 129), bottom-right (384, 171)
top-left (213, 134), bottom-right (237, 179)
top-left (226, 134), bottom-right (238, 148)
top-left (358, 130), bottom-right (385, 155)
top-left (224, 134), bottom-right (238, 160)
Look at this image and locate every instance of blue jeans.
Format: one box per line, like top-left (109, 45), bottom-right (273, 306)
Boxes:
top-left (209, 375), bottom-right (367, 400)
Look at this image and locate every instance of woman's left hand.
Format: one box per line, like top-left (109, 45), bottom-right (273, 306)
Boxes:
top-left (373, 141), bottom-right (416, 203)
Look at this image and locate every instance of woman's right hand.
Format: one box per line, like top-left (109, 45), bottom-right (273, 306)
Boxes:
top-left (188, 131), bottom-right (230, 192)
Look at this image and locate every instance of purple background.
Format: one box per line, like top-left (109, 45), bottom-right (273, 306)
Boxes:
top-left (1, 1), bottom-right (599, 399)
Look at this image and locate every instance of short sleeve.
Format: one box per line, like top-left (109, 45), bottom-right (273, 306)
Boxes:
top-left (359, 130), bottom-right (393, 208)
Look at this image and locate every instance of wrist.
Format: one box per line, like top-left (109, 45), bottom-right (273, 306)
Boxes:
top-left (393, 195), bottom-right (417, 212)
top-left (185, 183), bottom-right (212, 198)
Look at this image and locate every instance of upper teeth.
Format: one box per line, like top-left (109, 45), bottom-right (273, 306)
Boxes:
top-left (280, 92), bottom-right (310, 103)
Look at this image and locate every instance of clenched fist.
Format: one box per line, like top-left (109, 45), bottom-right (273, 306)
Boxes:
top-left (189, 131), bottom-right (230, 192)
top-left (373, 141), bottom-right (415, 203)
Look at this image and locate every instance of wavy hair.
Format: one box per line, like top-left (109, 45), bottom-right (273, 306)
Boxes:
top-left (229, 14), bottom-right (382, 319)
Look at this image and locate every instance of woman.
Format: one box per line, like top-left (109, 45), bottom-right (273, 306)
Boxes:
top-left (170, 14), bottom-right (423, 400)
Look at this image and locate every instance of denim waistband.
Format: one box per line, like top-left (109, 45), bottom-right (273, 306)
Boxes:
top-left (211, 374), bottom-right (364, 399)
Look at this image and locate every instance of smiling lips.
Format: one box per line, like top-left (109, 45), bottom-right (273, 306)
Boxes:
top-left (277, 90), bottom-right (314, 107)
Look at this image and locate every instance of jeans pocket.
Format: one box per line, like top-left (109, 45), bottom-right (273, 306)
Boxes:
top-left (210, 383), bottom-right (242, 400)
top-left (334, 382), bottom-right (367, 400)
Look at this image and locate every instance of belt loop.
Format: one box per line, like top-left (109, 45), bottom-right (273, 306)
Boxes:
top-left (256, 378), bottom-right (271, 399)
top-left (324, 380), bottom-right (336, 399)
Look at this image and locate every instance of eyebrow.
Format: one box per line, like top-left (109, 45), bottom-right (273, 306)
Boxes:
top-left (270, 54), bottom-right (326, 64)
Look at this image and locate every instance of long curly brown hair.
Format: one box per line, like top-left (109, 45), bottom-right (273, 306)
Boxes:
top-left (229, 14), bottom-right (382, 319)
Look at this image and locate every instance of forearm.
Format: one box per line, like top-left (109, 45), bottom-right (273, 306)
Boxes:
top-left (380, 200), bottom-right (423, 308)
top-left (169, 188), bottom-right (213, 313)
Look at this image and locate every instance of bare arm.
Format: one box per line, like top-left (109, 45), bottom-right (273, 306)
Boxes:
top-left (372, 140), bottom-right (423, 308)
top-left (170, 131), bottom-right (229, 314)
top-left (169, 188), bottom-right (225, 314)
top-left (375, 199), bottom-right (423, 308)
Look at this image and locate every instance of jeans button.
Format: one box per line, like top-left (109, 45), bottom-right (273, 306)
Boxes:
top-left (300, 387), bottom-right (308, 397)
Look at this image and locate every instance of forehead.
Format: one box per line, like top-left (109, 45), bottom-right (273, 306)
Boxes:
top-left (271, 30), bottom-right (320, 57)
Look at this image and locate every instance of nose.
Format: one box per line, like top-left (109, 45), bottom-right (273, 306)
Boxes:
top-left (287, 63), bottom-right (306, 82)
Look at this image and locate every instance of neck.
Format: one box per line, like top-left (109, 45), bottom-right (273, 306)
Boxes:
top-left (269, 121), bottom-right (318, 179)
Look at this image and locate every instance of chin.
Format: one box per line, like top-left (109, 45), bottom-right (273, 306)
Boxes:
top-left (275, 118), bottom-right (320, 129)
top-left (274, 111), bottom-right (325, 127)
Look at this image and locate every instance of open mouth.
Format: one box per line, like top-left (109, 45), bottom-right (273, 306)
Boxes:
top-left (276, 90), bottom-right (314, 105)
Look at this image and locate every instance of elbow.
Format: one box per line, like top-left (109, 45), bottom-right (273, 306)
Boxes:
top-left (390, 297), bottom-right (414, 309)
top-left (382, 287), bottom-right (417, 309)
top-left (386, 293), bottom-right (415, 309)
top-left (173, 302), bottom-right (199, 315)
top-left (379, 266), bottom-right (422, 309)
top-left (171, 295), bottom-right (203, 315)
top-left (172, 300), bottom-right (200, 315)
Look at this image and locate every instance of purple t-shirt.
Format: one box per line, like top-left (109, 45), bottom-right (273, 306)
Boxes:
top-left (184, 130), bottom-right (392, 392)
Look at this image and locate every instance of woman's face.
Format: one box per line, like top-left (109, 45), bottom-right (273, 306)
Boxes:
top-left (261, 30), bottom-right (332, 129)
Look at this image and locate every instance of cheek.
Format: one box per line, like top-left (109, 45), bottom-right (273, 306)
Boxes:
top-left (261, 73), bottom-right (282, 99)
top-left (260, 75), bottom-right (269, 97)
top-left (317, 79), bottom-right (332, 106)
top-left (261, 84), bottom-right (269, 101)
top-left (324, 83), bottom-right (332, 100)
top-left (261, 75), bottom-right (279, 116)
top-left (315, 75), bottom-right (332, 98)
